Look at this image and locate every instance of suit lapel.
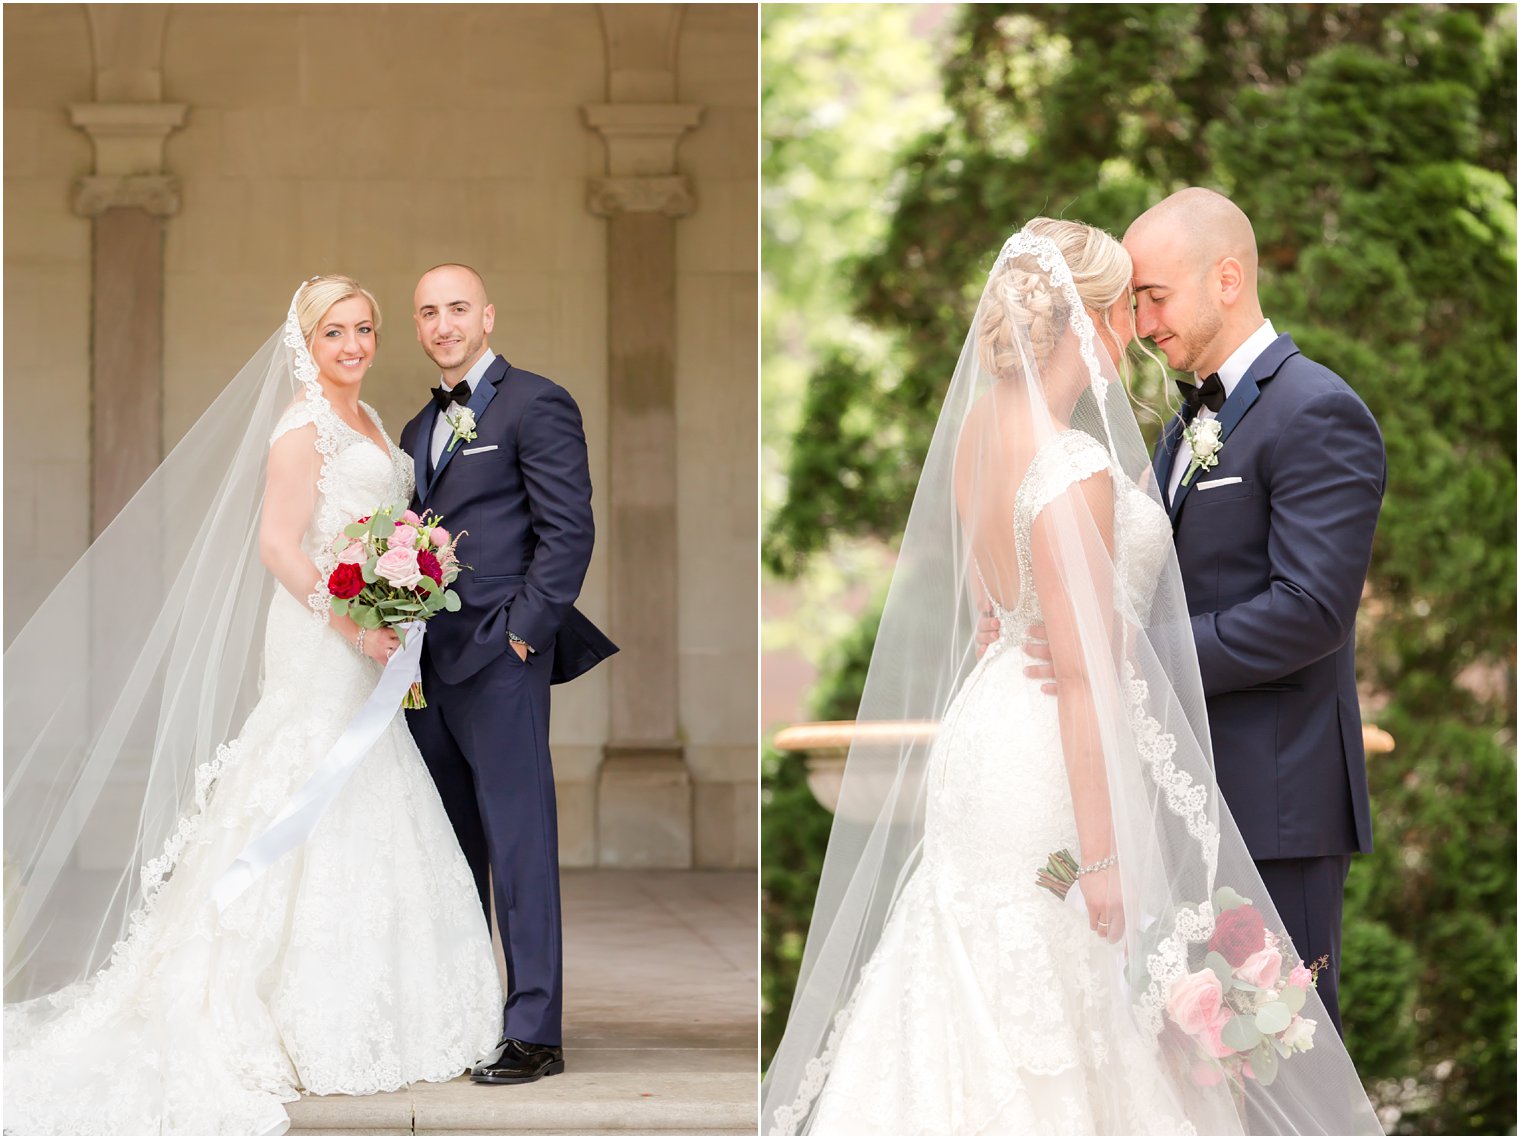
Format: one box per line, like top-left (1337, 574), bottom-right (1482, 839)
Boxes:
top-left (1153, 413), bottom-right (1187, 508)
top-left (425, 355), bottom-right (508, 498)
top-left (412, 412), bottom-right (434, 503)
top-left (1168, 333), bottom-right (1300, 526)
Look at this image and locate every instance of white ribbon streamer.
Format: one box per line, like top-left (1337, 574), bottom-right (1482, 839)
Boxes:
top-left (208, 620), bottom-right (427, 914)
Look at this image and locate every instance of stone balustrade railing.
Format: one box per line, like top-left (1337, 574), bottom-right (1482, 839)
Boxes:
top-left (775, 719), bottom-right (1395, 814)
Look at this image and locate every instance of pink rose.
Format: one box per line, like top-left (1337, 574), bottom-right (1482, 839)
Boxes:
top-left (337, 540), bottom-right (367, 565)
top-left (1234, 946), bottom-right (1283, 989)
top-left (1287, 962), bottom-right (1314, 991)
top-left (375, 546), bottom-right (423, 589)
top-left (389, 524), bottom-right (420, 551)
top-left (430, 526), bottom-right (451, 549)
top-left (401, 510), bottom-right (422, 526)
top-left (1199, 1014), bottom-right (1239, 1059)
top-left (1167, 969), bottom-right (1226, 1037)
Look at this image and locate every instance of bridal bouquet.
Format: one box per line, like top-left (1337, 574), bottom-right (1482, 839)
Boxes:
top-left (1036, 852), bottom-right (1322, 1088)
top-left (326, 506), bottom-right (465, 708)
top-left (1165, 888), bottom-right (1324, 1089)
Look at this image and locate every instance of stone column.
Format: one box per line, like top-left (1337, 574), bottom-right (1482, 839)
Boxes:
top-left (68, 4), bottom-right (184, 537)
top-left (585, 5), bottom-right (703, 868)
top-left (68, 6), bottom-right (185, 872)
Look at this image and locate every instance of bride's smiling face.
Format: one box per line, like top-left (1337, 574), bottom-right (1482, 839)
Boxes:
top-left (309, 297), bottom-right (377, 390)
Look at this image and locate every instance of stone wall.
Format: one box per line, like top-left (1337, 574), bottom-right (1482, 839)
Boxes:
top-left (2, 3), bottom-right (757, 869)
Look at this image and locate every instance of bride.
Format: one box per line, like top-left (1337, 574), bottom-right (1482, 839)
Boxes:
top-left (4, 277), bottom-right (501, 1134)
top-left (761, 221), bottom-right (1382, 1135)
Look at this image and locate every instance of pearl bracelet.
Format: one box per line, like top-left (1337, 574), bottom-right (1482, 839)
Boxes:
top-left (354, 627), bottom-right (367, 656)
top-left (1077, 853), bottom-right (1118, 877)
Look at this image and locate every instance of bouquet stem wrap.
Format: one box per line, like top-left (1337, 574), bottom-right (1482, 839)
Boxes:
top-left (208, 620), bottom-right (426, 914)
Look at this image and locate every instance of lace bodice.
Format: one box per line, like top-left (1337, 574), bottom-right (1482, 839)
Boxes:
top-left (997, 430), bottom-right (1171, 629)
top-left (269, 397), bottom-right (415, 621)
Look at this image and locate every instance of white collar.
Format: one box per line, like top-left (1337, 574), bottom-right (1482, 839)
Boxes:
top-left (1204, 319), bottom-right (1277, 398)
top-left (439, 348), bottom-right (497, 393)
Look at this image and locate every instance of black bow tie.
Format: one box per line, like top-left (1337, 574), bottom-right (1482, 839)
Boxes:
top-left (1178, 373), bottom-right (1225, 415)
top-left (431, 381), bottom-right (472, 413)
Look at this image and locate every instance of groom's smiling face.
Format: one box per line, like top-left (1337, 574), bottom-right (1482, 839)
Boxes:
top-left (414, 265), bottom-right (495, 375)
top-left (1125, 235), bottom-right (1225, 376)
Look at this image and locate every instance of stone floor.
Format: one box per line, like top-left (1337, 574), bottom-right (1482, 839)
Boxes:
top-left (289, 869), bottom-right (758, 1136)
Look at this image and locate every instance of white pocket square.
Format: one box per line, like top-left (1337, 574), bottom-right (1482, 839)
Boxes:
top-left (461, 444), bottom-right (498, 455)
top-left (1196, 476), bottom-right (1243, 490)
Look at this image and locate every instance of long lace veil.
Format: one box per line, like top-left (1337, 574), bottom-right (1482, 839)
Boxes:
top-left (761, 228), bottom-right (1381, 1134)
top-left (4, 285), bottom-right (324, 1003)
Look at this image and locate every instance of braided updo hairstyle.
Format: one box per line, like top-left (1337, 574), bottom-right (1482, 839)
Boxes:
top-left (977, 218), bottom-right (1131, 380)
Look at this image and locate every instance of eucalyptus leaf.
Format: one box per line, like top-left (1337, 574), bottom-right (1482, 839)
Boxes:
top-left (1205, 951), bottom-right (1233, 987)
top-left (358, 608), bottom-right (384, 630)
top-left (1221, 1014), bottom-right (1262, 1052)
top-left (343, 523), bottom-right (368, 539)
top-left (1213, 886), bottom-right (1251, 912)
top-left (1255, 1001), bottom-right (1292, 1035)
top-left (331, 598), bottom-right (349, 616)
top-left (1250, 1039), bottom-right (1280, 1086)
top-left (1281, 983), bottom-right (1306, 1015)
top-left (444, 591), bottom-right (461, 612)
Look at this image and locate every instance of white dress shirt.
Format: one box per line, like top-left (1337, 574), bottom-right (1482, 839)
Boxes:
top-left (1167, 319), bottom-right (1277, 502)
top-left (430, 349), bottom-right (500, 468)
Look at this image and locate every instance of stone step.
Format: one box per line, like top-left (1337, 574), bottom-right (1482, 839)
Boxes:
top-left (289, 1066), bottom-right (756, 1135)
top-left (290, 869), bottom-right (758, 1135)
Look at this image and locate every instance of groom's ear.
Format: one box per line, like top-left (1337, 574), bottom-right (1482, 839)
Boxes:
top-left (1216, 257), bottom-right (1245, 305)
top-left (483, 303), bottom-right (496, 335)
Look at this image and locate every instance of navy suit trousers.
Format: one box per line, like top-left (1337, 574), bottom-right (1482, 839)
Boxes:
top-left (406, 643), bottom-right (563, 1046)
top-left (1255, 854), bottom-right (1351, 1036)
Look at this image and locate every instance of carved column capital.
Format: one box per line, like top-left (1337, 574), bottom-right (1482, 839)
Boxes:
top-left (68, 102), bottom-right (187, 178)
top-left (583, 103), bottom-right (703, 177)
top-left (587, 176), bottom-right (695, 219)
top-left (71, 174), bottom-right (181, 218)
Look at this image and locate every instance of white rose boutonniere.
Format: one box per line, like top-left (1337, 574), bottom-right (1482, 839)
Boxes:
top-left (1181, 418), bottom-right (1224, 487)
top-left (444, 405), bottom-right (478, 453)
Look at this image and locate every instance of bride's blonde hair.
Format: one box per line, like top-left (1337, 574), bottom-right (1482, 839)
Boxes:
top-left (295, 275), bottom-right (382, 345)
top-left (977, 217), bottom-right (1130, 378)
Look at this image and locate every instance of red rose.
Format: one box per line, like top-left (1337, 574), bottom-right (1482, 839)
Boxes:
top-left (417, 549), bottom-right (443, 584)
top-left (328, 562), bottom-right (364, 600)
top-left (1209, 905), bottom-right (1267, 966)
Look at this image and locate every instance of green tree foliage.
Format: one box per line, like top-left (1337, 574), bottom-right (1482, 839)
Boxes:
top-left (763, 6), bottom-right (1516, 1131)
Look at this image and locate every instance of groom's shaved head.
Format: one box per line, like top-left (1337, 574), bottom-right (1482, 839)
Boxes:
top-left (1123, 188), bottom-right (1266, 377)
top-left (419, 262), bottom-right (490, 301)
top-left (1127, 188), bottom-right (1258, 284)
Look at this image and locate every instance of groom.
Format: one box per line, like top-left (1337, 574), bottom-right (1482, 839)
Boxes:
top-left (400, 263), bottom-right (616, 1084)
top-left (1013, 189), bottom-right (1385, 1033)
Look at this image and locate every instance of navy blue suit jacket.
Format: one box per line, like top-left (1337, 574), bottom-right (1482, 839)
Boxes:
top-left (1153, 334), bottom-right (1383, 860)
top-left (399, 355), bottom-right (616, 686)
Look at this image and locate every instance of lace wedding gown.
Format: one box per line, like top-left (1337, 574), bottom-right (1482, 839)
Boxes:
top-left (797, 432), bottom-right (1193, 1136)
top-left (4, 398), bottom-right (502, 1135)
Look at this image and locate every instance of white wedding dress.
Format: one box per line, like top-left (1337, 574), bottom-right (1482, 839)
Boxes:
top-left (4, 399), bottom-right (502, 1135)
top-left (800, 432), bottom-right (1195, 1136)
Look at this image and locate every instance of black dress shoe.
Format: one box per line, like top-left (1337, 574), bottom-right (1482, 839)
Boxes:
top-left (469, 1037), bottom-right (566, 1084)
